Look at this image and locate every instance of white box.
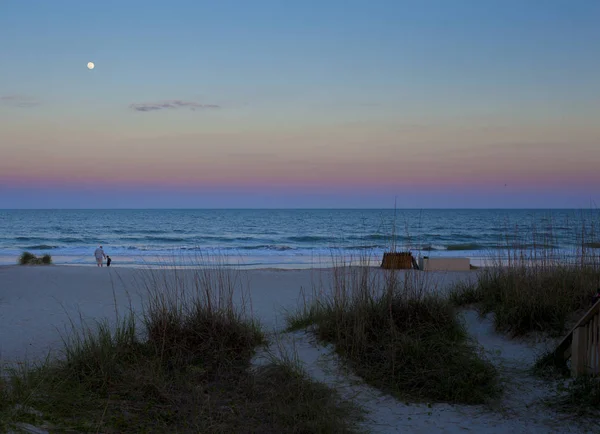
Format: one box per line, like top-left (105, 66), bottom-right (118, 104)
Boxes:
top-left (418, 257), bottom-right (471, 271)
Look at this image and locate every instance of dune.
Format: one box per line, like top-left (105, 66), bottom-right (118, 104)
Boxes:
top-left (0, 265), bottom-right (595, 433)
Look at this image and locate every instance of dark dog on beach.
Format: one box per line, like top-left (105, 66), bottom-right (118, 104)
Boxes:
top-left (106, 256), bottom-right (112, 267)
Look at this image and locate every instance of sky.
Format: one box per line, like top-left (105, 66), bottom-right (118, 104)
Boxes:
top-left (1, 0), bottom-right (599, 208)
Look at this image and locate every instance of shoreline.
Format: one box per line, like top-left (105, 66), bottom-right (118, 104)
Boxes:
top-left (0, 255), bottom-right (600, 271)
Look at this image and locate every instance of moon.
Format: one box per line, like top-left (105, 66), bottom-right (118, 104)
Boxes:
top-left (87, 62), bottom-right (95, 70)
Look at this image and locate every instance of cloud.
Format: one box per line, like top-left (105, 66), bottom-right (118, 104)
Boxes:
top-left (0, 94), bottom-right (40, 108)
top-left (129, 100), bottom-right (220, 112)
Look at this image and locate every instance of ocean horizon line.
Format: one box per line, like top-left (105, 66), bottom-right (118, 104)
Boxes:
top-left (1, 207), bottom-right (598, 211)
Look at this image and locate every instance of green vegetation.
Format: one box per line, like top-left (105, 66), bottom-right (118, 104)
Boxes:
top-left (532, 350), bottom-right (570, 379)
top-left (1, 263), bottom-right (362, 433)
top-left (287, 261), bottom-right (500, 404)
top-left (18, 251), bottom-right (36, 265)
top-left (533, 351), bottom-right (600, 419)
top-left (448, 280), bottom-right (482, 306)
top-left (18, 251), bottom-right (52, 265)
top-left (449, 264), bottom-right (599, 336)
top-left (544, 376), bottom-right (600, 419)
top-left (449, 215), bottom-right (600, 336)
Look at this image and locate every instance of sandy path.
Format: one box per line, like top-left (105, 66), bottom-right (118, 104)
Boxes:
top-left (255, 314), bottom-right (595, 434)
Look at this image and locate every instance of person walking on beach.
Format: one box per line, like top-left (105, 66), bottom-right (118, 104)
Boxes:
top-left (94, 245), bottom-right (106, 267)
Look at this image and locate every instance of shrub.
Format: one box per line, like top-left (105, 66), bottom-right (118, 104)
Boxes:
top-left (288, 258), bottom-right (500, 404)
top-left (450, 265), bottom-right (599, 336)
top-left (548, 376), bottom-right (600, 418)
top-left (448, 280), bottom-right (483, 306)
top-left (449, 214), bottom-right (600, 336)
top-left (18, 251), bottom-right (37, 265)
top-left (18, 251), bottom-right (52, 265)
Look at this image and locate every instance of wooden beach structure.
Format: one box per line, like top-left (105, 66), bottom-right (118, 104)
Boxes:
top-left (553, 299), bottom-right (600, 377)
top-left (380, 252), bottom-right (414, 269)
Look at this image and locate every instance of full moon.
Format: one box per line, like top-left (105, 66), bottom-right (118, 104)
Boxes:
top-left (87, 62), bottom-right (95, 70)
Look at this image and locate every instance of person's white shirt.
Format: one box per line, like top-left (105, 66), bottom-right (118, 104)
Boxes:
top-left (94, 247), bottom-right (105, 259)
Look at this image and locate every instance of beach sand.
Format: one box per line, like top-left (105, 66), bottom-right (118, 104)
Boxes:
top-left (0, 265), bottom-right (595, 433)
top-left (0, 265), bottom-right (474, 363)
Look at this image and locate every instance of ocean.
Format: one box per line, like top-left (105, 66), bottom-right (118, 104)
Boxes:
top-left (0, 209), bottom-right (599, 268)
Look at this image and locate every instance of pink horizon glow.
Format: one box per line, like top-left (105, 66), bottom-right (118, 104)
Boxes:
top-left (2, 170), bottom-right (599, 192)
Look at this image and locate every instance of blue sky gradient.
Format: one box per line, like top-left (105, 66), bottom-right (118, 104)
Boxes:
top-left (1, 0), bottom-right (599, 208)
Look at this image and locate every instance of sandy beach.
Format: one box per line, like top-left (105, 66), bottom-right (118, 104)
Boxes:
top-left (0, 265), bottom-right (474, 363)
top-left (0, 265), bottom-right (597, 433)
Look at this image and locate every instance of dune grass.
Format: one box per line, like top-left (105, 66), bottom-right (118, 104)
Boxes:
top-left (18, 251), bottom-right (52, 265)
top-left (532, 350), bottom-right (600, 419)
top-left (533, 365), bottom-right (600, 420)
top-left (449, 264), bottom-right (599, 336)
top-left (448, 217), bottom-right (600, 336)
top-left (1, 256), bottom-right (362, 433)
top-left (287, 255), bottom-right (500, 404)
top-left (547, 376), bottom-right (600, 418)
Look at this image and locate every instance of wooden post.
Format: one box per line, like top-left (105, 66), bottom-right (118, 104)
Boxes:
top-left (571, 326), bottom-right (588, 377)
top-left (592, 315), bottom-right (600, 375)
top-left (591, 317), bottom-right (596, 374)
top-left (553, 300), bottom-right (600, 372)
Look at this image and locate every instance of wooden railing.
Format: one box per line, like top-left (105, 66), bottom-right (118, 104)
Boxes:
top-left (554, 300), bottom-right (600, 377)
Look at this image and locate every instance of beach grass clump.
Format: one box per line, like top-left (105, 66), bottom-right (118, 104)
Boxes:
top-left (533, 352), bottom-right (600, 419)
top-left (449, 214), bottom-right (600, 336)
top-left (449, 262), bottom-right (600, 336)
top-left (448, 280), bottom-right (483, 306)
top-left (18, 251), bottom-right (36, 265)
top-left (545, 376), bottom-right (600, 418)
top-left (1, 255), bottom-right (361, 433)
top-left (532, 350), bottom-right (570, 379)
top-left (18, 251), bottom-right (52, 265)
top-left (287, 259), bottom-right (499, 404)
top-left (0, 376), bottom-right (11, 431)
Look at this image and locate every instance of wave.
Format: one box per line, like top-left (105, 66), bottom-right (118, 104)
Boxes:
top-left (121, 236), bottom-right (187, 243)
top-left (57, 237), bottom-right (87, 243)
top-left (240, 245), bottom-right (294, 251)
top-left (488, 243), bottom-right (560, 250)
top-left (346, 245), bottom-right (381, 250)
top-left (447, 233), bottom-right (479, 240)
top-left (177, 245), bottom-right (294, 252)
top-left (209, 236), bottom-right (260, 242)
top-left (582, 242), bottom-right (600, 249)
top-left (287, 236), bottom-right (332, 243)
top-left (352, 234), bottom-right (391, 241)
top-left (187, 235), bottom-right (263, 243)
top-left (112, 229), bottom-right (177, 236)
top-left (446, 243), bottom-right (484, 251)
top-left (24, 245), bottom-right (58, 250)
top-left (112, 229), bottom-right (135, 235)
top-left (420, 245), bottom-right (443, 251)
top-left (137, 229), bottom-right (167, 235)
top-left (50, 226), bottom-right (77, 234)
top-left (146, 236), bottom-right (186, 242)
top-left (15, 236), bottom-right (87, 244)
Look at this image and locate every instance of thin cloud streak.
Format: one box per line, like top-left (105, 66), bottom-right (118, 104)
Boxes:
top-left (129, 100), bottom-right (220, 112)
top-left (0, 94), bottom-right (40, 108)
